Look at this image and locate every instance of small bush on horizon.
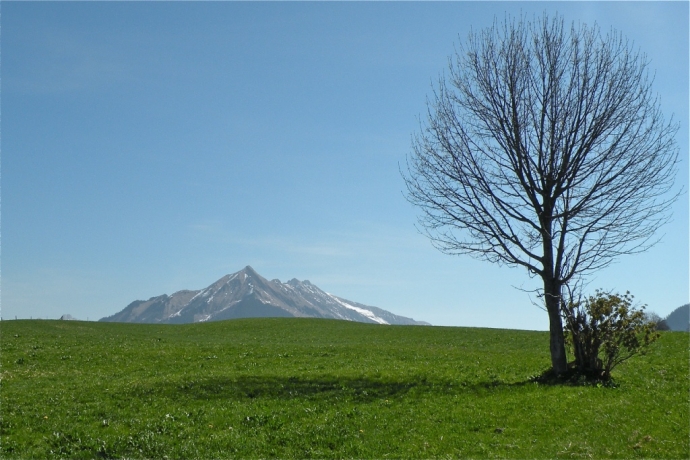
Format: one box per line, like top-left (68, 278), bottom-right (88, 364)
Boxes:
top-left (645, 311), bottom-right (671, 331)
top-left (562, 290), bottom-right (659, 381)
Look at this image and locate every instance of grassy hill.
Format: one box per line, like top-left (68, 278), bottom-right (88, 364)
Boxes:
top-left (1, 318), bottom-right (687, 458)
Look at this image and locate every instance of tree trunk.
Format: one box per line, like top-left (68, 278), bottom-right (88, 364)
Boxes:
top-left (544, 279), bottom-right (568, 375)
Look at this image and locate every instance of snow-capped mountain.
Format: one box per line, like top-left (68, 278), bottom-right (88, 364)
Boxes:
top-left (99, 266), bottom-right (429, 325)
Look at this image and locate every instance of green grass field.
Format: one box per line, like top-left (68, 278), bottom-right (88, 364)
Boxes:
top-left (1, 318), bottom-right (687, 458)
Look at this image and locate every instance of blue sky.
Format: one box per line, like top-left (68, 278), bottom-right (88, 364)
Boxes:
top-left (3, 1), bottom-right (688, 329)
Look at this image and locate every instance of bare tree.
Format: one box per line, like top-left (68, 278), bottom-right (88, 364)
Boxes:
top-left (403, 14), bottom-right (679, 375)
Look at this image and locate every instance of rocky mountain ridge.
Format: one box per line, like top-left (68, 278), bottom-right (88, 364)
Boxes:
top-left (99, 266), bottom-right (429, 326)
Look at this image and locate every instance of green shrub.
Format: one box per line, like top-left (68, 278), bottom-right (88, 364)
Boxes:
top-left (562, 290), bottom-right (659, 380)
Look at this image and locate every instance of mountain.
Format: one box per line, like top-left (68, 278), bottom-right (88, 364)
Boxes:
top-left (99, 266), bottom-right (429, 326)
top-left (664, 304), bottom-right (689, 332)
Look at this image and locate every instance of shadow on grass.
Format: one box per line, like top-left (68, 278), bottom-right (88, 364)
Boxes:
top-left (127, 373), bottom-right (591, 402)
top-left (134, 375), bottom-right (438, 402)
top-left (526, 367), bottom-right (620, 388)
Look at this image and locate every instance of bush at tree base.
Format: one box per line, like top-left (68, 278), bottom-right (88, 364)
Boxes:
top-left (561, 290), bottom-right (659, 381)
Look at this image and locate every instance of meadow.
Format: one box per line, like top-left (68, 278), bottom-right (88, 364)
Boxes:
top-left (1, 318), bottom-right (687, 459)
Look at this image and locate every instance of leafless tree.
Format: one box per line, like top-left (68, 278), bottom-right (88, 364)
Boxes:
top-left (403, 14), bottom-right (679, 375)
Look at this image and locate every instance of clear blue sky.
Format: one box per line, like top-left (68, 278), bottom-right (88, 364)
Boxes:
top-left (3, 1), bottom-right (688, 329)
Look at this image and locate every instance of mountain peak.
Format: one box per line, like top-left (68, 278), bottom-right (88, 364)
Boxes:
top-left (100, 266), bottom-right (429, 326)
top-left (240, 265), bottom-right (258, 276)
top-left (286, 278), bottom-right (303, 287)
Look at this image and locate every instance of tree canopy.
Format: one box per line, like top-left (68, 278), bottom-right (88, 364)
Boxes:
top-left (404, 14), bottom-right (679, 374)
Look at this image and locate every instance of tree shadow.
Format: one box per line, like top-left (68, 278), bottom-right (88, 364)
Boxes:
top-left (129, 372), bottom-right (589, 402)
top-left (144, 375), bottom-right (440, 402)
top-left (520, 367), bottom-right (620, 388)
top-left (128, 370), bottom-right (616, 402)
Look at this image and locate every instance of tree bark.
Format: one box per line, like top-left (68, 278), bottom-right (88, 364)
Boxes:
top-left (544, 279), bottom-right (567, 375)
top-left (541, 196), bottom-right (568, 375)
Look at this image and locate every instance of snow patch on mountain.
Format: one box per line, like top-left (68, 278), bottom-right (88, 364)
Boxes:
top-left (329, 294), bottom-right (389, 325)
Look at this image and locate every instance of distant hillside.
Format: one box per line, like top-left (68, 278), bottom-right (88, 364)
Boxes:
top-left (664, 304), bottom-right (689, 332)
top-left (100, 266), bottom-right (429, 326)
